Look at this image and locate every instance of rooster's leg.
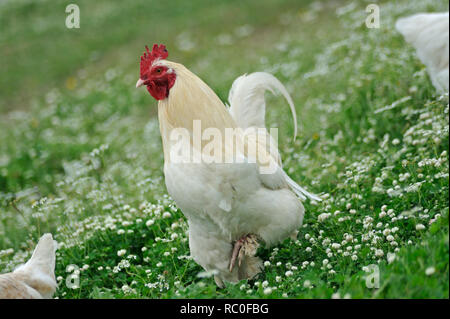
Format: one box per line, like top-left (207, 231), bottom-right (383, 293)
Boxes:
top-left (229, 234), bottom-right (259, 272)
top-left (229, 238), bottom-right (245, 272)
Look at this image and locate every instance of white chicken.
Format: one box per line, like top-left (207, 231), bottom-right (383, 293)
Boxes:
top-left (136, 44), bottom-right (320, 286)
top-left (0, 233), bottom-right (57, 299)
top-left (396, 12), bottom-right (449, 92)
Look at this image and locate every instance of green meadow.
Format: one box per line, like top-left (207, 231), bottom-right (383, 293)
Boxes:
top-left (0, 0), bottom-right (448, 298)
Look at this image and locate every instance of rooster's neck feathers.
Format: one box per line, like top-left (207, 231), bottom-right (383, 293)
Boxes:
top-left (159, 61), bottom-right (235, 131)
top-left (157, 61), bottom-right (237, 161)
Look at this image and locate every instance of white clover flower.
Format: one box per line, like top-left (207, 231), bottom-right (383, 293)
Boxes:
top-left (331, 292), bottom-right (341, 299)
top-left (121, 284), bottom-right (135, 294)
top-left (375, 249), bottom-right (384, 257)
top-left (162, 212), bottom-right (172, 218)
top-left (387, 253), bottom-right (396, 264)
top-left (322, 259), bottom-right (329, 266)
top-left (424, 266), bottom-right (436, 276)
top-left (416, 224), bottom-right (426, 230)
top-left (285, 270), bottom-right (293, 277)
top-left (318, 213), bottom-right (331, 222)
top-left (303, 280), bottom-right (311, 288)
top-left (117, 249), bottom-right (126, 257)
top-left (156, 262), bottom-right (163, 267)
top-left (276, 276), bottom-right (282, 282)
top-left (262, 280), bottom-right (269, 288)
top-left (171, 233), bottom-right (179, 240)
top-left (264, 261), bottom-right (271, 267)
top-left (331, 243), bottom-right (341, 250)
top-left (117, 229), bottom-right (125, 235)
top-left (263, 287), bottom-right (273, 295)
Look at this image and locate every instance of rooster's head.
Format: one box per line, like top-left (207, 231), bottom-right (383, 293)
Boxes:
top-left (136, 44), bottom-right (176, 100)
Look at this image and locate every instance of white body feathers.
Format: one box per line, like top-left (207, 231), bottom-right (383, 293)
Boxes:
top-left (155, 61), bottom-right (318, 284)
top-left (396, 12), bottom-right (449, 92)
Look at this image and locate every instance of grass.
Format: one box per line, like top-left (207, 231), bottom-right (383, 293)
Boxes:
top-left (0, 0), bottom-right (448, 299)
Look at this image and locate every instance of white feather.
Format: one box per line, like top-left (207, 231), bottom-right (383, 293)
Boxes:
top-left (156, 63), bottom-right (320, 284)
top-left (0, 233), bottom-right (57, 299)
top-left (228, 72), bottom-right (298, 138)
top-left (396, 12), bottom-right (449, 92)
top-left (227, 72), bottom-right (320, 202)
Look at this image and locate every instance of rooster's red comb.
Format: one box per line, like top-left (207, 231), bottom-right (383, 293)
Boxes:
top-left (140, 44), bottom-right (169, 78)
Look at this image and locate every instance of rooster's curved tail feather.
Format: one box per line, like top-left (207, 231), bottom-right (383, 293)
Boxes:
top-left (227, 72), bottom-right (321, 202)
top-left (227, 72), bottom-right (298, 139)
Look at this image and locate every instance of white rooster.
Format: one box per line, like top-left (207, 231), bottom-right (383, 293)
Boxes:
top-left (136, 44), bottom-right (320, 286)
top-left (0, 233), bottom-right (57, 299)
top-left (396, 12), bottom-right (449, 92)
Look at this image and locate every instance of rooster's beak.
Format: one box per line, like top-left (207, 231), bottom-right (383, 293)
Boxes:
top-left (136, 78), bottom-right (145, 88)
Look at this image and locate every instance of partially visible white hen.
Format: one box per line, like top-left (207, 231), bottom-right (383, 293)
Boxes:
top-left (0, 233), bottom-right (57, 299)
top-left (396, 12), bottom-right (449, 92)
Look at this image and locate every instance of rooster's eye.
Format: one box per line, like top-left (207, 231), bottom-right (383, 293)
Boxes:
top-left (156, 68), bottom-right (162, 73)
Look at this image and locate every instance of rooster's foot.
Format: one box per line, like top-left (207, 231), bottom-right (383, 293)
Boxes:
top-left (229, 234), bottom-right (259, 272)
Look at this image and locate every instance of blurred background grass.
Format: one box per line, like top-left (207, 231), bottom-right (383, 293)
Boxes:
top-left (0, 0), bottom-right (323, 112)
